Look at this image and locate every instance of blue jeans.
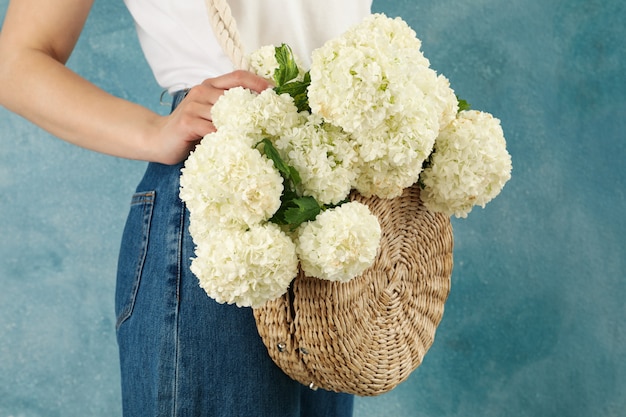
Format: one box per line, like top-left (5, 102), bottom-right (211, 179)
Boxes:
top-left (115, 91), bottom-right (354, 416)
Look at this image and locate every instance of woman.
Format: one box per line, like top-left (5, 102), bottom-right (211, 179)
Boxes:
top-left (0, 0), bottom-right (372, 415)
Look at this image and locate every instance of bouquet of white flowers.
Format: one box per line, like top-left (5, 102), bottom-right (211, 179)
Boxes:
top-left (180, 13), bottom-right (512, 308)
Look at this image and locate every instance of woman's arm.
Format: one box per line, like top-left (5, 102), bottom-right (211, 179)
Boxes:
top-left (0, 0), bottom-right (270, 164)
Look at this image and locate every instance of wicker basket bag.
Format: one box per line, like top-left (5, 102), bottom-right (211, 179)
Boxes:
top-left (253, 185), bottom-right (453, 396)
top-left (205, 0), bottom-right (454, 395)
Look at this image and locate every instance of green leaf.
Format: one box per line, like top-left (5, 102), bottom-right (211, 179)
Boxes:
top-left (284, 197), bottom-right (321, 228)
top-left (457, 96), bottom-right (471, 112)
top-left (274, 76), bottom-right (311, 112)
top-left (269, 190), bottom-right (295, 226)
top-left (274, 44), bottom-right (300, 86)
top-left (274, 81), bottom-right (307, 97)
top-left (269, 190), bottom-right (322, 230)
top-left (259, 139), bottom-right (301, 186)
top-left (271, 196), bottom-right (321, 230)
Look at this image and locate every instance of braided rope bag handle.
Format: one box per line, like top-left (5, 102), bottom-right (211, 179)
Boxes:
top-left (204, 0), bottom-right (249, 70)
top-left (205, 1), bottom-right (454, 396)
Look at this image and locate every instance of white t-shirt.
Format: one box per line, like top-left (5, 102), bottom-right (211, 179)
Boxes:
top-left (123, 0), bottom-right (372, 92)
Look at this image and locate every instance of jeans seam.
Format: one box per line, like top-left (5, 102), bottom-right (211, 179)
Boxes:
top-left (116, 191), bottom-right (155, 330)
top-left (172, 199), bottom-right (185, 417)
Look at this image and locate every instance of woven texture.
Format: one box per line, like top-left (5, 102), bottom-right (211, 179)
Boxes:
top-left (253, 185), bottom-right (454, 396)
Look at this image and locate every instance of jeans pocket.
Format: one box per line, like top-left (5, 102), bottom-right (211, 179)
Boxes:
top-left (115, 190), bottom-right (155, 329)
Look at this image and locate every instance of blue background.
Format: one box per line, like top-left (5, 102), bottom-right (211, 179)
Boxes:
top-left (1, 0), bottom-right (624, 416)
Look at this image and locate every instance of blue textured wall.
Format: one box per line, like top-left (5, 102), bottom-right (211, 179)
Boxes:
top-left (1, 0), bottom-right (624, 416)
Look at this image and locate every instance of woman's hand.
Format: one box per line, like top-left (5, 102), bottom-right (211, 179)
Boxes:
top-left (147, 70), bottom-right (272, 165)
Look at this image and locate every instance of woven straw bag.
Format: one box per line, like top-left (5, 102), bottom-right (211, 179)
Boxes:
top-left (253, 185), bottom-right (453, 395)
top-left (205, 0), bottom-right (454, 396)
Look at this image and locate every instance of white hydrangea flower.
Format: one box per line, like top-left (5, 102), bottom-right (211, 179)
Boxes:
top-left (179, 129), bottom-right (284, 229)
top-left (273, 116), bottom-right (358, 205)
top-left (352, 118), bottom-right (435, 199)
top-left (308, 13), bottom-right (458, 199)
top-left (251, 88), bottom-right (303, 137)
top-left (309, 14), bottom-right (436, 133)
top-left (210, 87), bottom-right (258, 135)
top-left (296, 201), bottom-right (381, 282)
top-left (420, 110), bottom-right (512, 218)
top-left (212, 87), bottom-right (302, 140)
top-left (191, 223), bottom-right (299, 308)
top-left (248, 45), bottom-right (281, 80)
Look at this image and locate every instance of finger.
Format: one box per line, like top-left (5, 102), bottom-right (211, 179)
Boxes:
top-left (169, 102), bottom-right (216, 138)
top-left (186, 114), bottom-right (216, 138)
top-left (184, 84), bottom-right (224, 108)
top-left (209, 70), bottom-right (272, 93)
